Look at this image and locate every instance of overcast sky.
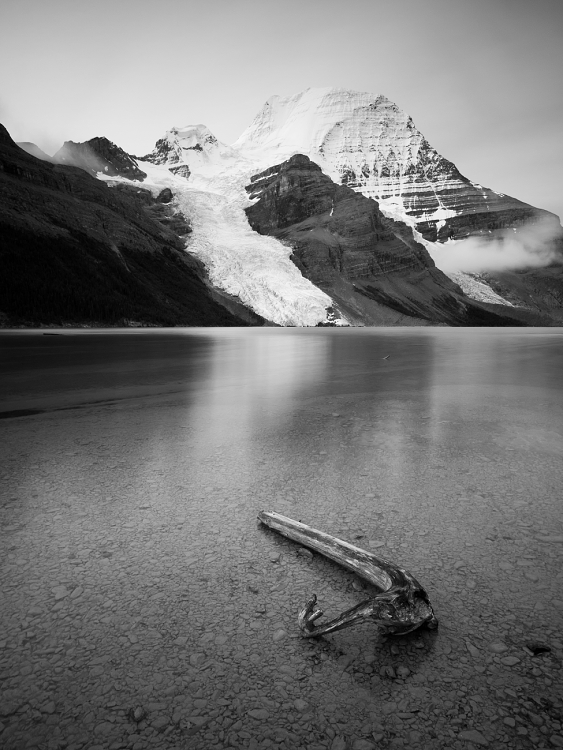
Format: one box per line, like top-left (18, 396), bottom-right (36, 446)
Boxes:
top-left (1, 0), bottom-right (562, 220)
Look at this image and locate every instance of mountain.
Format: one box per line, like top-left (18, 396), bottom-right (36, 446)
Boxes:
top-left (139, 124), bottom-right (244, 181)
top-left (234, 88), bottom-right (563, 247)
top-left (4, 86), bottom-right (563, 327)
top-left (129, 88), bottom-right (561, 325)
top-left (245, 155), bottom-right (526, 326)
top-left (52, 137), bottom-right (147, 180)
top-left (0, 124), bottom-right (263, 327)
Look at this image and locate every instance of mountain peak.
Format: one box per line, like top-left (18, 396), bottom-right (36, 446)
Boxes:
top-left (233, 87), bottom-right (395, 157)
top-left (140, 123), bottom-right (237, 176)
top-left (52, 137), bottom-right (146, 180)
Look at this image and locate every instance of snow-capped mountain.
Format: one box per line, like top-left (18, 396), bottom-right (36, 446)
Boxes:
top-left (234, 87), bottom-right (556, 243)
top-left (140, 124), bottom-right (240, 178)
top-left (9, 87), bottom-right (561, 328)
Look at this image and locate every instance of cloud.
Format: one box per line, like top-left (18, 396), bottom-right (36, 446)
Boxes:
top-left (429, 216), bottom-right (563, 273)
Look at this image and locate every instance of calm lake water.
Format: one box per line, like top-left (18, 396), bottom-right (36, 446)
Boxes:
top-left (1, 327), bottom-right (562, 749)
top-left (2, 327), bottom-right (563, 530)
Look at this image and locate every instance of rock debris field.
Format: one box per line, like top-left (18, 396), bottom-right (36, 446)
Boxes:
top-left (1, 334), bottom-right (563, 750)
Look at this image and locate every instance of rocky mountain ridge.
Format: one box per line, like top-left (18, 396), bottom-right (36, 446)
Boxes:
top-left (234, 88), bottom-right (563, 248)
top-left (19, 136), bottom-right (147, 180)
top-left (0, 124), bottom-right (262, 327)
top-left (139, 124), bottom-right (239, 178)
top-left (245, 155), bottom-right (526, 326)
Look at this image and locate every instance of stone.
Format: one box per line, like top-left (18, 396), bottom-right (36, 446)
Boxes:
top-left (296, 547), bottom-right (313, 559)
top-left (352, 740), bottom-right (375, 750)
top-left (549, 736), bottom-right (563, 748)
top-left (151, 716), bottom-right (169, 732)
top-left (380, 666), bottom-right (396, 679)
top-left (189, 653), bottom-right (206, 667)
top-left (248, 709), bottom-right (270, 720)
top-left (488, 642), bottom-right (508, 653)
top-left (458, 729), bottom-right (489, 745)
top-left (294, 699), bottom-right (308, 711)
top-left (273, 629), bottom-right (288, 643)
top-left (129, 707), bottom-right (146, 723)
top-left (331, 738), bottom-right (347, 750)
top-left (93, 722), bottom-right (114, 736)
top-left (501, 656), bottom-right (521, 666)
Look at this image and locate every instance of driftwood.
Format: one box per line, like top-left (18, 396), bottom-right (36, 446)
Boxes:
top-left (258, 510), bottom-right (438, 638)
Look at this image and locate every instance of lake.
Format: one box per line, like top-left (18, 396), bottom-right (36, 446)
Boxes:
top-left (1, 327), bottom-right (562, 749)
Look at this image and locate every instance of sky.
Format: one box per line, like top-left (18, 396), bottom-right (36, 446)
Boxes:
top-left (1, 0), bottom-right (562, 220)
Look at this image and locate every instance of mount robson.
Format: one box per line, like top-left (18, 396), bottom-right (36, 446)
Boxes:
top-left (2, 87), bottom-right (563, 327)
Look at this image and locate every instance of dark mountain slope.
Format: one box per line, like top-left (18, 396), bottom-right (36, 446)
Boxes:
top-left (52, 137), bottom-right (147, 180)
top-left (0, 124), bottom-right (262, 327)
top-left (246, 155), bottom-right (525, 326)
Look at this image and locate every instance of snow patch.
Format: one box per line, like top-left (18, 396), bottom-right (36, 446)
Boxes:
top-left (446, 272), bottom-right (513, 306)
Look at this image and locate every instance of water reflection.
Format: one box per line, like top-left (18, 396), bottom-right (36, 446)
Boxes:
top-left (2, 328), bottom-right (562, 515)
top-left (185, 330), bottom-right (330, 469)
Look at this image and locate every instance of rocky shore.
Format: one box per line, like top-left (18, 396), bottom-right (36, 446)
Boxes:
top-left (1, 330), bottom-right (562, 750)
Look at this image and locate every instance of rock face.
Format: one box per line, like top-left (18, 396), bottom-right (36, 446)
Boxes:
top-left (0, 124), bottom-right (262, 327)
top-left (52, 136), bottom-right (147, 180)
top-left (235, 87), bottom-right (562, 245)
top-left (141, 124), bottom-right (237, 175)
top-left (245, 155), bottom-right (524, 326)
top-left (168, 164), bottom-right (191, 179)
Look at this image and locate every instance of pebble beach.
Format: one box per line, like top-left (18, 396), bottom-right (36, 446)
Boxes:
top-left (1, 328), bottom-right (562, 750)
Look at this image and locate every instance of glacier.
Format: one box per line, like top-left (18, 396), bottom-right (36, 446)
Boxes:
top-left (99, 87), bottom-right (526, 324)
top-left (100, 155), bottom-right (337, 326)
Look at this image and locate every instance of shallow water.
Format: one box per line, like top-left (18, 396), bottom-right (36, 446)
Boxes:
top-left (1, 327), bottom-right (562, 749)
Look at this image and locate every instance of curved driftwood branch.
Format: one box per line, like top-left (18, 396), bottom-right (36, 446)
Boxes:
top-left (258, 510), bottom-right (438, 638)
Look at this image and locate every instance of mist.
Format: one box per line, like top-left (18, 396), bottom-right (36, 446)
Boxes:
top-left (429, 216), bottom-right (563, 274)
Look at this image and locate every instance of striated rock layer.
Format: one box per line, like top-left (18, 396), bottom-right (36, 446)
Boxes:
top-left (236, 88), bottom-right (562, 245)
top-left (245, 155), bottom-right (525, 326)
